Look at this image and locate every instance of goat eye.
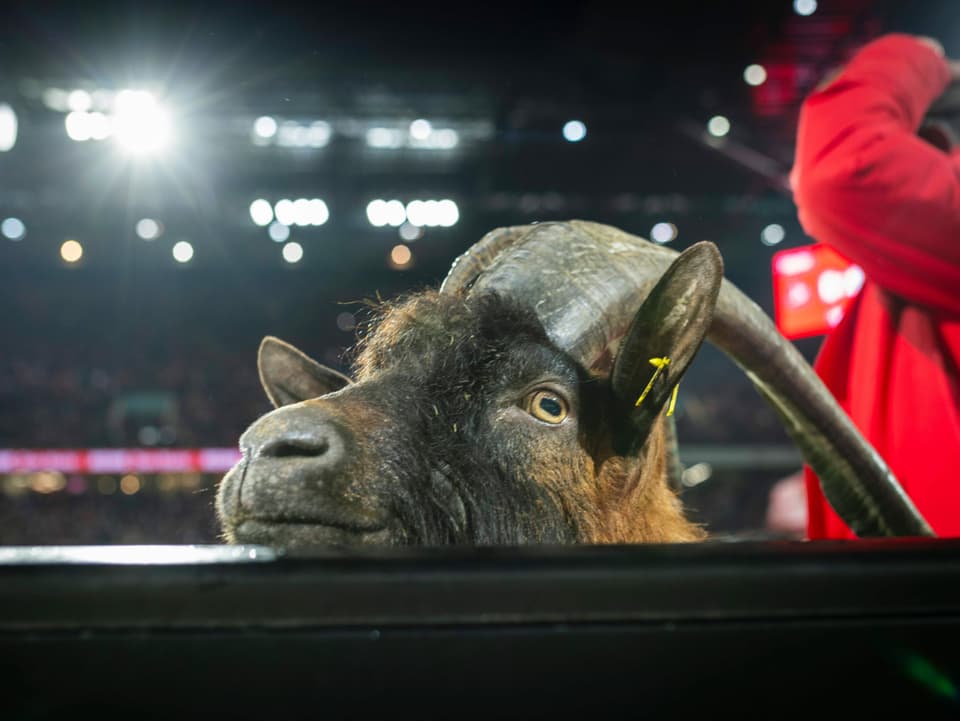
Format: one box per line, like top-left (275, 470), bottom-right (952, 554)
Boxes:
top-left (525, 390), bottom-right (569, 424)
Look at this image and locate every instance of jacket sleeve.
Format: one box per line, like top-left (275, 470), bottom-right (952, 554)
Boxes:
top-left (790, 33), bottom-right (960, 315)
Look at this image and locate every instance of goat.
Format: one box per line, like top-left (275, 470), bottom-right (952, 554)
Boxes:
top-left (216, 220), bottom-right (932, 547)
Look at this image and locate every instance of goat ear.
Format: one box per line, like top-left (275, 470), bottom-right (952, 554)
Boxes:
top-left (610, 241), bottom-right (723, 454)
top-left (258, 336), bottom-right (352, 408)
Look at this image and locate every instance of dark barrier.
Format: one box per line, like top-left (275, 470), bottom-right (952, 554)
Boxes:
top-left (2, 539), bottom-right (960, 719)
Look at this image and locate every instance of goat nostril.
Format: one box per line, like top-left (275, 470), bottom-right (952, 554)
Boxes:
top-left (260, 436), bottom-right (330, 459)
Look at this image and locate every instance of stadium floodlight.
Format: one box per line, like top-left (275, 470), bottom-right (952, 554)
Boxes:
top-left (253, 116), bottom-right (278, 140)
top-left (366, 127), bottom-right (405, 149)
top-left (0, 104), bottom-right (18, 151)
top-left (1, 217), bottom-right (26, 240)
top-left (268, 222), bottom-right (290, 242)
top-left (65, 111), bottom-right (93, 141)
top-left (249, 199), bottom-right (274, 226)
top-left (172, 240), bottom-right (194, 263)
top-left (61, 239), bottom-right (83, 263)
top-left (274, 199), bottom-right (295, 226)
top-left (88, 112), bottom-right (112, 140)
top-left (307, 121), bottom-right (331, 147)
top-left (389, 243), bottom-right (412, 269)
top-left (409, 119), bottom-right (432, 140)
top-left (707, 115), bottom-right (731, 138)
top-left (562, 120), bottom-right (586, 143)
top-left (282, 241), bottom-right (303, 263)
top-left (366, 199), bottom-right (388, 227)
top-left (436, 199), bottom-right (459, 227)
top-left (135, 218), bottom-right (162, 240)
top-left (307, 198), bottom-right (329, 225)
top-left (405, 200), bottom-right (428, 227)
top-left (292, 198), bottom-right (312, 226)
top-left (384, 200), bottom-right (406, 227)
top-left (113, 89), bottom-right (172, 154)
top-left (744, 64), bottom-right (767, 86)
top-left (67, 89), bottom-right (92, 112)
top-left (399, 222), bottom-right (424, 241)
top-left (428, 128), bottom-right (459, 149)
top-left (761, 223), bottom-right (786, 246)
top-left (651, 222), bottom-right (678, 244)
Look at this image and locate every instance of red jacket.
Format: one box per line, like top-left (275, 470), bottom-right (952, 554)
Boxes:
top-left (790, 34), bottom-right (960, 539)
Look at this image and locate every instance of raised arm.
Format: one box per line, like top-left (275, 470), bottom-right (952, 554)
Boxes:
top-left (790, 33), bottom-right (960, 315)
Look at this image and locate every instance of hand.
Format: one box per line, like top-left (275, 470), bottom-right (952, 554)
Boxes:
top-left (949, 60), bottom-right (960, 84)
top-left (913, 36), bottom-right (960, 83)
top-left (916, 35), bottom-right (945, 58)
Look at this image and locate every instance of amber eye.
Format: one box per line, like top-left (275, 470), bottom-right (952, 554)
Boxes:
top-left (525, 389), bottom-right (569, 424)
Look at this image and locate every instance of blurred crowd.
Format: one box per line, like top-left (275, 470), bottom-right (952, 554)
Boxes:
top-left (0, 483), bottom-right (221, 545)
top-left (0, 334), bottom-right (270, 448)
top-left (0, 277), bottom-right (806, 544)
top-left (0, 305), bottom-right (793, 450)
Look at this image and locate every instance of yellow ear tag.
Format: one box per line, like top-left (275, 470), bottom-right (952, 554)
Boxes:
top-left (634, 356), bottom-right (679, 416)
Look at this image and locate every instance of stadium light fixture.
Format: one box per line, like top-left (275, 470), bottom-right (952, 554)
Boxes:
top-left (113, 90), bottom-right (172, 154)
top-left (0, 104), bottom-right (18, 151)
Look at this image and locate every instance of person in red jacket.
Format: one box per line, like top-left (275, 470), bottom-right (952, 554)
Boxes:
top-left (790, 33), bottom-right (960, 539)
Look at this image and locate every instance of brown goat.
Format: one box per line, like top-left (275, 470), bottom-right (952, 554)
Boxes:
top-left (217, 220), bottom-right (932, 548)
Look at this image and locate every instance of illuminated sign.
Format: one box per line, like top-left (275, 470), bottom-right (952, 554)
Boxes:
top-left (771, 243), bottom-right (864, 339)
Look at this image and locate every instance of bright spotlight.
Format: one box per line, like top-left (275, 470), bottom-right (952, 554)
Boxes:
top-left (405, 200), bottom-right (428, 227)
top-left (409, 119), bottom-right (432, 140)
top-left (67, 89), bottom-right (92, 112)
top-left (253, 116), bottom-right (278, 139)
top-left (60, 239), bottom-right (83, 263)
top-left (0, 104), bottom-right (18, 151)
top-left (135, 218), bottom-right (162, 240)
top-left (113, 90), bottom-right (172, 154)
top-left (366, 199), bottom-right (389, 227)
top-left (384, 200), bottom-right (406, 227)
top-left (42, 87), bottom-right (69, 112)
top-left (276, 121), bottom-right (306, 147)
top-left (651, 222), bottom-right (678, 244)
top-left (292, 198), bottom-right (312, 226)
top-left (436, 199), bottom-right (459, 227)
top-left (249, 199), bottom-right (274, 226)
top-left (794, 0), bottom-right (817, 15)
top-left (399, 222), bottom-right (424, 241)
top-left (562, 120), bottom-right (587, 142)
top-left (429, 129), bottom-right (459, 149)
top-left (87, 112), bottom-right (112, 140)
top-left (1, 217), bottom-right (25, 240)
top-left (707, 115), bottom-right (731, 138)
top-left (761, 223), bottom-right (786, 246)
top-left (366, 127), bottom-right (405, 149)
top-left (268, 222), bottom-right (290, 242)
top-left (172, 240), bottom-right (194, 263)
top-left (307, 121), bottom-right (331, 147)
top-left (282, 241), bottom-right (304, 263)
top-left (65, 111), bottom-right (93, 141)
top-left (390, 244), bottom-right (413, 269)
top-left (307, 198), bottom-right (329, 225)
top-left (274, 199), bottom-right (295, 226)
top-left (744, 64), bottom-right (767, 86)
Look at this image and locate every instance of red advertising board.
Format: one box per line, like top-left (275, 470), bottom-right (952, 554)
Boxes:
top-left (771, 243), bottom-right (864, 340)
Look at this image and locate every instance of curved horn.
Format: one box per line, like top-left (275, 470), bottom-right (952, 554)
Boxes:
top-left (439, 224), bottom-right (537, 295)
top-left (441, 219), bottom-right (932, 538)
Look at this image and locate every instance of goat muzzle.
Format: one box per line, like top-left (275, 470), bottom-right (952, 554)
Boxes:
top-left (218, 402), bottom-right (396, 547)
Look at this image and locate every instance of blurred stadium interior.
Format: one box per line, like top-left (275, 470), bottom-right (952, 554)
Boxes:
top-left (0, 0), bottom-right (950, 543)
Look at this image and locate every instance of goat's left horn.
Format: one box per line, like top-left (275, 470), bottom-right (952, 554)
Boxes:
top-left (442, 219), bottom-right (932, 538)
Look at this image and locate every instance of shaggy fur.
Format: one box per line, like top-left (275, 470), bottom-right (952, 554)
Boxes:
top-left (219, 289), bottom-right (703, 547)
